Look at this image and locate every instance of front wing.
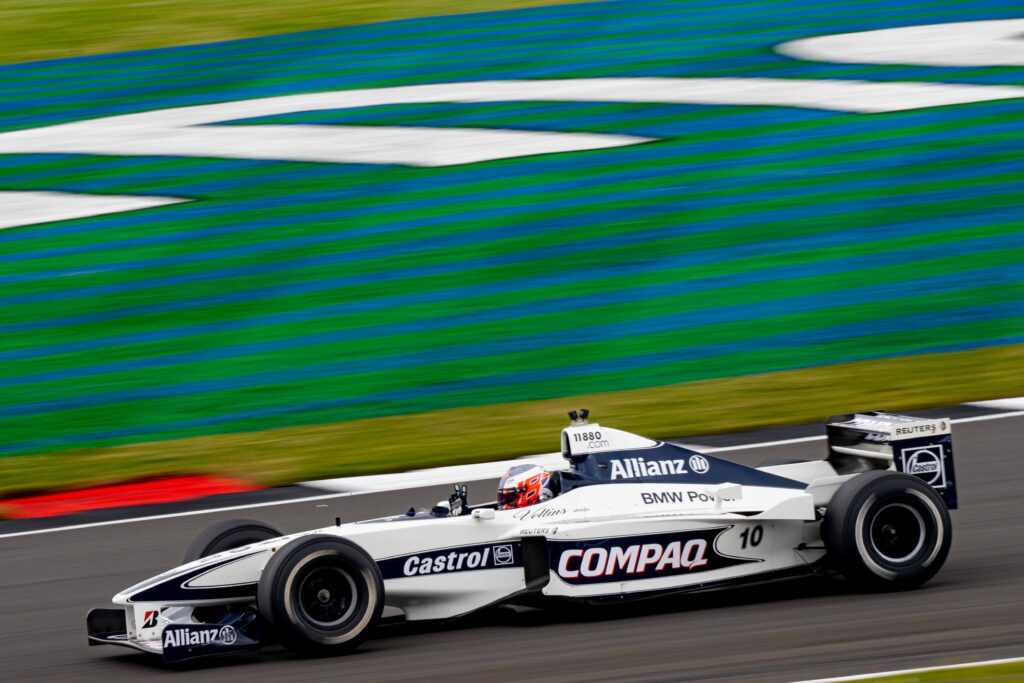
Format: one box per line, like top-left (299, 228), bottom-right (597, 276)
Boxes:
top-left (87, 608), bottom-right (261, 663)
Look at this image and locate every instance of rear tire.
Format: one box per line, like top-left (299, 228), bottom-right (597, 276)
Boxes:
top-left (822, 471), bottom-right (951, 590)
top-left (183, 518), bottom-right (282, 563)
top-left (257, 536), bottom-right (383, 655)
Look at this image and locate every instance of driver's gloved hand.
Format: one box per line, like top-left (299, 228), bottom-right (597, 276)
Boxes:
top-left (449, 484), bottom-right (468, 516)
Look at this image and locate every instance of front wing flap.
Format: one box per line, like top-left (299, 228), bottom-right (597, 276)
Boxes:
top-left (86, 607), bottom-right (261, 663)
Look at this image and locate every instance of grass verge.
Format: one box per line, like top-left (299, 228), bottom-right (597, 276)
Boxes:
top-left (827, 659), bottom-right (1024, 682)
top-left (0, 0), bottom-right (586, 64)
top-left (0, 343), bottom-right (1020, 500)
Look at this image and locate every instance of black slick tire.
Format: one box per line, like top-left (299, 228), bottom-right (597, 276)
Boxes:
top-left (183, 518), bottom-right (282, 563)
top-left (822, 471), bottom-right (951, 590)
top-left (257, 535), bottom-right (383, 655)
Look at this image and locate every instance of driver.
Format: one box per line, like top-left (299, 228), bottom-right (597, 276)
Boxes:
top-left (497, 463), bottom-right (560, 510)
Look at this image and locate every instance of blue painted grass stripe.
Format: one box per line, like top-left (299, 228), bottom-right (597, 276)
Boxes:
top-left (5, 328), bottom-right (1022, 456)
top-left (6, 148), bottom-right (1024, 288)
top-left (3, 117), bottom-right (1021, 272)
top-left (3, 264), bottom-right (1019, 389)
top-left (0, 223), bottom-right (1017, 339)
top-left (3, 0), bottom-right (1015, 88)
top-left (0, 301), bottom-right (1017, 443)
top-left (2, 241), bottom-right (1015, 364)
top-left (4, 170), bottom-right (1023, 308)
top-left (4, 97), bottom-right (1019, 266)
top-left (3, 101), bottom-right (1021, 252)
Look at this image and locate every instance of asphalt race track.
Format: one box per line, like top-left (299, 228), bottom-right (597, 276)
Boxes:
top-left (1, 414), bottom-right (1021, 682)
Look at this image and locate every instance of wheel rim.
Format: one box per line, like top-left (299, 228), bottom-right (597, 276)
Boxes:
top-left (296, 564), bottom-right (358, 628)
top-left (868, 503), bottom-right (926, 563)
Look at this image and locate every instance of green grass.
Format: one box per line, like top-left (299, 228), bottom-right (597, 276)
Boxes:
top-left (1, 0), bottom-right (1021, 500)
top-left (0, 0), bottom-right (585, 64)
top-left (833, 659), bottom-right (1024, 682)
top-left (0, 343), bottom-right (1020, 501)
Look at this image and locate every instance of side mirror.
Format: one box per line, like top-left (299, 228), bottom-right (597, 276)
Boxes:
top-left (472, 508), bottom-right (495, 520)
top-left (705, 483), bottom-right (742, 511)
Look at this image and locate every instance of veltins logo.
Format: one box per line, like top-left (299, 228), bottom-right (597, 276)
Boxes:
top-left (901, 446), bottom-right (944, 487)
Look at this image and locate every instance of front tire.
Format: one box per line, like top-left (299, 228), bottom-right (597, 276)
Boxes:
top-left (822, 471), bottom-right (951, 590)
top-left (257, 536), bottom-right (383, 655)
top-left (183, 518), bottom-right (282, 563)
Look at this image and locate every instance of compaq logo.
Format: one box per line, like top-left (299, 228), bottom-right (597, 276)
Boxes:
top-left (548, 528), bottom-right (757, 585)
top-left (610, 457), bottom-right (687, 479)
top-left (557, 539), bottom-right (709, 580)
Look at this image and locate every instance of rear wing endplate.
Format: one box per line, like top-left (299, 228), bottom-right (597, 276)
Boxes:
top-left (826, 411), bottom-right (958, 509)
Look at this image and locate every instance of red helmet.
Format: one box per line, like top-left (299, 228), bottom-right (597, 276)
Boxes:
top-left (497, 464), bottom-right (559, 510)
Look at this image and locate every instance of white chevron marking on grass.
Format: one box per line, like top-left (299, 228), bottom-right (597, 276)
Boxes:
top-left (778, 18), bottom-right (1024, 67)
top-left (2, 78), bottom-right (1024, 169)
top-left (0, 191), bottom-right (187, 231)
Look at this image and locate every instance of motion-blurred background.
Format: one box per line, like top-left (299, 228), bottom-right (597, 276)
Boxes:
top-left (0, 0), bottom-right (1021, 507)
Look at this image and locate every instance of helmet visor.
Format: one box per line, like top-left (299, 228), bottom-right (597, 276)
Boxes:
top-left (496, 486), bottom-right (521, 510)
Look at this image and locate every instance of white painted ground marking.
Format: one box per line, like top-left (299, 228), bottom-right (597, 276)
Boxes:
top-left (0, 191), bottom-right (187, 230)
top-left (8, 18), bottom-right (1024, 230)
top-left (778, 18), bottom-right (1024, 67)
top-left (1, 410), bottom-right (1020, 539)
top-left (790, 655), bottom-right (1024, 683)
top-left (2, 78), bottom-right (1024, 170)
top-left (950, 409), bottom-right (1024, 424)
top-left (968, 397), bottom-right (1024, 411)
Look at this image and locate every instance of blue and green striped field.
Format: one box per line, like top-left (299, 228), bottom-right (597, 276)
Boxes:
top-left (0, 0), bottom-right (1022, 492)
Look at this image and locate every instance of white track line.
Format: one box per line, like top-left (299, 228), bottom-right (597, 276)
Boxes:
top-left (1, 409), bottom-right (1020, 540)
top-left (969, 398), bottom-right (1024, 411)
top-left (791, 655), bottom-right (1024, 682)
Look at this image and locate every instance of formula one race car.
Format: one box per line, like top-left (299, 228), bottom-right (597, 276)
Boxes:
top-left (87, 410), bottom-right (957, 663)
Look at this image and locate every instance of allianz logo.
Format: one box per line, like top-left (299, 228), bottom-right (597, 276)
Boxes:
top-left (610, 457), bottom-right (686, 479)
top-left (609, 455), bottom-right (709, 479)
top-left (163, 625), bottom-right (237, 649)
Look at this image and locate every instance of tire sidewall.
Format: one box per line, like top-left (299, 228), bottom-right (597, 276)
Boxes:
top-left (183, 518), bottom-right (282, 563)
top-left (258, 536), bottom-right (383, 652)
top-left (824, 471), bottom-right (952, 589)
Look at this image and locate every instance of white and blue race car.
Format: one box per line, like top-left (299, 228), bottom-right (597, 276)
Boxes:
top-left (87, 410), bottom-right (956, 663)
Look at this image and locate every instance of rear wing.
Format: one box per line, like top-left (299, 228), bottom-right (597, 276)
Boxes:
top-left (826, 411), bottom-right (957, 509)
